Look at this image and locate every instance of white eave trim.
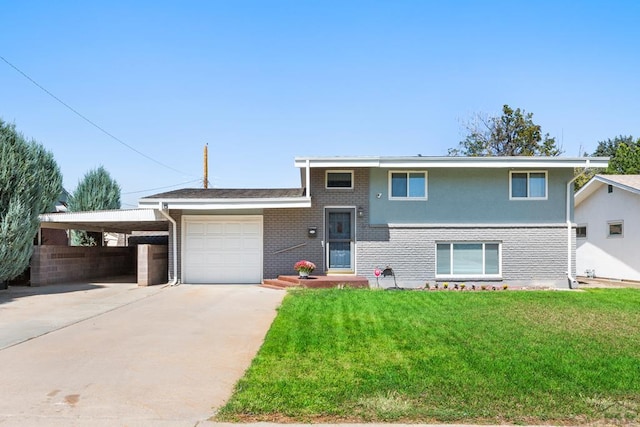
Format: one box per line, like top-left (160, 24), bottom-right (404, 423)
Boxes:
top-left (294, 156), bottom-right (610, 169)
top-left (575, 175), bottom-right (640, 206)
top-left (39, 208), bottom-right (166, 223)
top-left (138, 197), bottom-right (312, 210)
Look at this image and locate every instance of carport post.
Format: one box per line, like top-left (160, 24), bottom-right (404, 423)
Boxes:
top-left (158, 205), bottom-right (179, 286)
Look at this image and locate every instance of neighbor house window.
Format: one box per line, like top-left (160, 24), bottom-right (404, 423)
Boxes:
top-left (510, 171), bottom-right (547, 199)
top-left (326, 171), bottom-right (353, 189)
top-left (436, 242), bottom-right (501, 277)
top-left (576, 225), bottom-right (587, 239)
top-left (608, 221), bottom-right (623, 237)
top-left (389, 171), bottom-right (427, 199)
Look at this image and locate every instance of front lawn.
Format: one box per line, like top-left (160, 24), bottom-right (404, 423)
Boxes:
top-left (217, 288), bottom-right (640, 424)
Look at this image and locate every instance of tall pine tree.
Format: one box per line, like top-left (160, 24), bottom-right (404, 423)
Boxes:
top-left (68, 166), bottom-right (121, 246)
top-left (0, 119), bottom-right (62, 283)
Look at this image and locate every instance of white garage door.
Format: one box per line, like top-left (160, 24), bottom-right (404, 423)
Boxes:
top-left (183, 216), bottom-right (263, 284)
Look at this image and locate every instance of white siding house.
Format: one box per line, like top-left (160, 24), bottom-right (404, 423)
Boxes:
top-left (575, 175), bottom-right (640, 281)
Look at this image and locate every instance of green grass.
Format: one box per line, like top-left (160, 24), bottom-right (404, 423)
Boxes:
top-left (217, 288), bottom-right (640, 424)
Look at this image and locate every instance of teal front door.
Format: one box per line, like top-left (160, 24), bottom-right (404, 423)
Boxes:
top-left (326, 209), bottom-right (354, 271)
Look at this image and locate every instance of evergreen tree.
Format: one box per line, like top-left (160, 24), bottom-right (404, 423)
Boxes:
top-left (68, 166), bottom-right (121, 246)
top-left (0, 119), bottom-right (62, 282)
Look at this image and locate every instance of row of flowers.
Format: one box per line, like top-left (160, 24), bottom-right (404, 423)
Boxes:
top-left (428, 282), bottom-right (508, 290)
top-left (293, 261), bottom-right (510, 290)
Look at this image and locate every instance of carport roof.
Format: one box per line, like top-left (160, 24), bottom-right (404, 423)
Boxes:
top-left (39, 209), bottom-right (169, 233)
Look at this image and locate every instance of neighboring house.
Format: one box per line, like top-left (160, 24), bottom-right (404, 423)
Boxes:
top-left (135, 156), bottom-right (607, 288)
top-left (575, 174), bottom-right (640, 282)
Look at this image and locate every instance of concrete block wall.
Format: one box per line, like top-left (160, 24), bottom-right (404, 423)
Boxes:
top-left (31, 246), bottom-right (136, 286)
top-left (137, 244), bottom-right (168, 286)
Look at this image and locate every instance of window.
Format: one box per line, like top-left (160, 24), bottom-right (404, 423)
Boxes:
top-left (576, 225), bottom-right (587, 239)
top-left (510, 171), bottom-right (547, 199)
top-left (326, 171), bottom-right (353, 189)
top-left (436, 242), bottom-right (501, 277)
top-left (608, 221), bottom-right (623, 237)
top-left (389, 171), bottom-right (427, 199)
top-left (608, 185), bottom-right (613, 193)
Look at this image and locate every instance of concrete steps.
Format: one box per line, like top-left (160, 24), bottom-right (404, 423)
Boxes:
top-left (262, 275), bottom-right (370, 289)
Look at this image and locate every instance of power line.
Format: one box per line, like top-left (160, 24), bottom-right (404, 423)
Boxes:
top-left (123, 178), bottom-right (203, 195)
top-left (0, 55), bottom-right (196, 178)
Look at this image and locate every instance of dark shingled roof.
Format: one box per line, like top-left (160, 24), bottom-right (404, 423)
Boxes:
top-left (144, 188), bottom-right (306, 199)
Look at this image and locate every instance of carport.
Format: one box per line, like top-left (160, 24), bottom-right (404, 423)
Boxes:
top-left (36, 209), bottom-right (172, 286)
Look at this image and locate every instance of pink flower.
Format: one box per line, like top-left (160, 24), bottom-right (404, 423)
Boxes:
top-left (294, 260), bottom-right (316, 273)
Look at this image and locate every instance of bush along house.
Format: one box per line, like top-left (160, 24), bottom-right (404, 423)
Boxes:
top-left (136, 155), bottom-right (608, 289)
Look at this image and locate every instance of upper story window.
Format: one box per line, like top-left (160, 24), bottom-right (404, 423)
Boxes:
top-left (326, 171), bottom-right (353, 189)
top-left (389, 171), bottom-right (427, 200)
top-left (510, 171), bottom-right (547, 200)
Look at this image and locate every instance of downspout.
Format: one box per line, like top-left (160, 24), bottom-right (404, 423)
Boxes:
top-left (158, 204), bottom-right (179, 286)
top-left (305, 159), bottom-right (311, 199)
top-left (566, 159), bottom-right (590, 289)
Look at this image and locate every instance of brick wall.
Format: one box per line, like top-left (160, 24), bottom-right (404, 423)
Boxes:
top-left (31, 246), bottom-right (136, 286)
top-left (358, 225), bottom-right (571, 288)
top-left (264, 168), bottom-right (370, 278)
top-left (137, 244), bottom-right (168, 286)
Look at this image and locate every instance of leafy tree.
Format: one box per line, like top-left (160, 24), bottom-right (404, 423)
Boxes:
top-left (69, 166), bottom-right (121, 246)
top-left (0, 119), bottom-right (62, 282)
top-left (449, 104), bottom-right (562, 157)
top-left (573, 135), bottom-right (639, 191)
top-left (593, 135), bottom-right (637, 157)
top-left (607, 142), bottom-right (640, 174)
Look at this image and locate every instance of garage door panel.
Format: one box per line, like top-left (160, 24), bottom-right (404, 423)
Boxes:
top-left (183, 216), bottom-right (263, 284)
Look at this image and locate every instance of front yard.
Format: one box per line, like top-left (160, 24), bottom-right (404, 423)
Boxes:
top-left (217, 288), bottom-right (640, 425)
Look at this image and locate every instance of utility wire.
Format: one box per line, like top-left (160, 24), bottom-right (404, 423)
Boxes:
top-left (1, 55), bottom-right (196, 177)
top-left (123, 178), bottom-right (203, 195)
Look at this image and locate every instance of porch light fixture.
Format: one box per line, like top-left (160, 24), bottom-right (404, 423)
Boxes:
top-left (357, 207), bottom-right (364, 218)
top-left (308, 226), bottom-right (317, 237)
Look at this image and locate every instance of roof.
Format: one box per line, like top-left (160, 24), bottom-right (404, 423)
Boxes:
top-left (294, 155), bottom-right (610, 169)
top-left (39, 209), bottom-right (169, 233)
top-left (138, 188), bottom-right (310, 210)
top-left (575, 174), bottom-right (640, 206)
top-left (145, 188), bottom-right (305, 199)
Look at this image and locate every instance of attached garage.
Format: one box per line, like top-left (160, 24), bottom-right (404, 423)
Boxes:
top-left (182, 215), bottom-right (263, 284)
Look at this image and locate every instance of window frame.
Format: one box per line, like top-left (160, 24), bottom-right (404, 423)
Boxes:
top-left (388, 170), bottom-right (428, 200)
top-left (607, 220), bottom-right (623, 238)
top-left (325, 170), bottom-right (354, 190)
top-left (576, 224), bottom-right (587, 239)
top-left (509, 170), bottom-right (548, 200)
top-left (435, 241), bottom-right (502, 278)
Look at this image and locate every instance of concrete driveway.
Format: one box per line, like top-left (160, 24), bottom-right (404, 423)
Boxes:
top-left (0, 281), bottom-right (285, 426)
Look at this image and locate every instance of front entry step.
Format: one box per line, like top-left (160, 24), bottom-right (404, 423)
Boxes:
top-left (262, 275), bottom-right (369, 289)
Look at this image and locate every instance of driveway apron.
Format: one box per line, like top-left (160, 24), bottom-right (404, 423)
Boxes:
top-left (0, 284), bottom-right (285, 426)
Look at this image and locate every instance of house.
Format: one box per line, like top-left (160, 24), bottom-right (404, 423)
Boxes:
top-left (128, 155), bottom-right (608, 289)
top-left (575, 174), bottom-right (640, 282)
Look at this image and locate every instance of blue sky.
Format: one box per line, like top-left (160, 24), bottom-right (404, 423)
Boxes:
top-left (2, 1), bottom-right (639, 208)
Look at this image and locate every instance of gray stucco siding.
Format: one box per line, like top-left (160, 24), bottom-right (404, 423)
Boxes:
top-left (369, 168), bottom-right (574, 224)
